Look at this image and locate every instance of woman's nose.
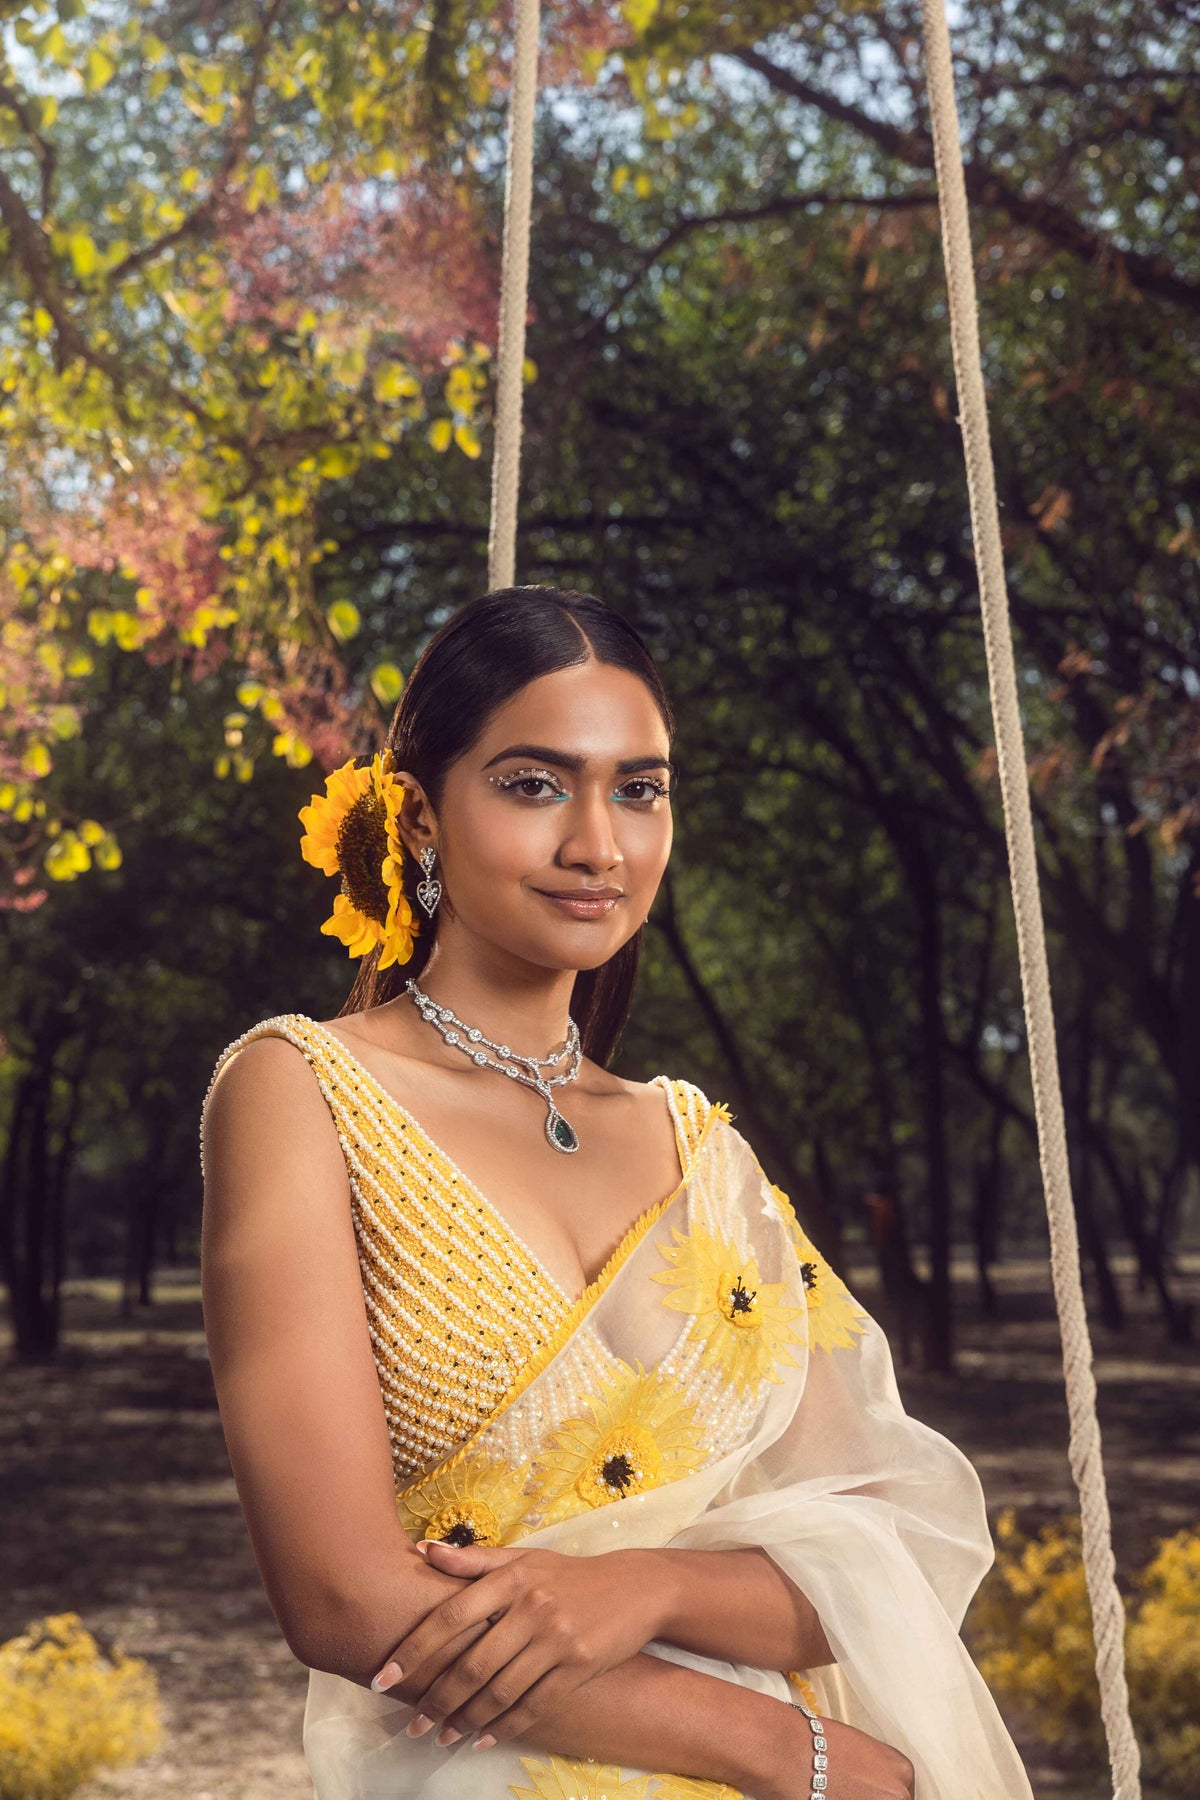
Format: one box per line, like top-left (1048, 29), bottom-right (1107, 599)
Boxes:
top-left (559, 787), bottom-right (623, 870)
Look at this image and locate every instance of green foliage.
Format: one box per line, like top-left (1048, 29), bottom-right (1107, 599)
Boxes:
top-left (0, 0), bottom-right (528, 888)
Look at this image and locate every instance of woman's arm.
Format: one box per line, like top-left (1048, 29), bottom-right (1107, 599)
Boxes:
top-left (199, 1037), bottom-right (802, 1796)
top-left (419, 1537), bottom-right (833, 1674)
top-left (640, 1544), bottom-right (835, 1671)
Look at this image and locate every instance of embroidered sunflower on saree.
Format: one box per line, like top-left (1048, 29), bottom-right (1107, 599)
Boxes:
top-left (529, 1362), bottom-right (708, 1527)
top-left (649, 1223), bottom-right (805, 1397)
top-left (396, 1452), bottom-right (531, 1546)
top-left (768, 1185), bottom-right (871, 1353)
top-left (509, 1756), bottom-right (741, 1800)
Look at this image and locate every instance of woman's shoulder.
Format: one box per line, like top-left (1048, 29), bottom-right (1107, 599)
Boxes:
top-left (201, 1013), bottom-right (335, 1140)
top-left (651, 1074), bottom-right (735, 1154)
top-left (199, 1013), bottom-right (349, 1187)
top-left (205, 1011), bottom-right (324, 1095)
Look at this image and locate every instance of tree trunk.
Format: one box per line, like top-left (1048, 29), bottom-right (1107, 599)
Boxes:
top-left (652, 870), bottom-right (844, 1262)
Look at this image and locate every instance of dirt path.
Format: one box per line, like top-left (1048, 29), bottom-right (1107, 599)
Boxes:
top-left (2, 1257), bottom-right (1196, 1799)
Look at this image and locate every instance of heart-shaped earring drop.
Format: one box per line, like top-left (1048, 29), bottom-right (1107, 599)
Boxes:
top-left (416, 847), bottom-right (442, 919)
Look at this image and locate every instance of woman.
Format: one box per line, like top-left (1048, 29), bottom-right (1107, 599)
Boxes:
top-left (200, 587), bottom-right (1033, 1800)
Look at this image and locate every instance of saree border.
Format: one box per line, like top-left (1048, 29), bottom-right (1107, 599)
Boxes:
top-left (394, 1096), bottom-right (733, 1502)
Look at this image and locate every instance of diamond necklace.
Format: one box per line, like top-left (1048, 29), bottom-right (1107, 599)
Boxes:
top-left (404, 977), bottom-right (583, 1154)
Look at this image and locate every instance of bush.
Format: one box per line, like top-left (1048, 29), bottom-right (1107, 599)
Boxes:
top-left (0, 1613), bottom-right (161, 1800)
top-left (966, 1511), bottom-right (1200, 1790)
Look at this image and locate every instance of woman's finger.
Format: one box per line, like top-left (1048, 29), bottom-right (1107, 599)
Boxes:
top-left (391, 1565), bottom-right (519, 1682)
top-left (467, 1660), bottom-right (580, 1749)
top-left (412, 1617), bottom-right (534, 1738)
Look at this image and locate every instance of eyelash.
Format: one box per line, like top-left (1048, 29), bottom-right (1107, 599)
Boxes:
top-left (492, 766), bottom-right (672, 805)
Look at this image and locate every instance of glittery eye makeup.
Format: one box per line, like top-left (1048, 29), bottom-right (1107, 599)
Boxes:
top-left (487, 767), bottom-right (672, 805)
top-left (488, 766), bottom-right (567, 800)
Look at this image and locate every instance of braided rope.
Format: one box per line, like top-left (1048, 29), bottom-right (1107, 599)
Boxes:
top-left (919, 5), bottom-right (1141, 1793)
top-left (487, 0), bottom-right (541, 591)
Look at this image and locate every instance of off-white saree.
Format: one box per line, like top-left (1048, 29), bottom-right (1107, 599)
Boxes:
top-left (302, 1105), bottom-right (1033, 1800)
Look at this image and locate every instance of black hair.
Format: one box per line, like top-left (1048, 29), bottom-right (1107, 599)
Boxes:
top-left (339, 585), bottom-right (675, 1067)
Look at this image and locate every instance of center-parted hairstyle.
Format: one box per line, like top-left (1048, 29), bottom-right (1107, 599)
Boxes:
top-left (339, 586), bottom-right (676, 1068)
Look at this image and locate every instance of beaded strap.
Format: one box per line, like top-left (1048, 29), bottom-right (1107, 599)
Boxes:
top-left (789, 1699), bottom-right (829, 1797)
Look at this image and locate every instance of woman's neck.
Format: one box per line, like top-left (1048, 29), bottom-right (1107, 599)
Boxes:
top-left (405, 961), bottom-right (577, 1062)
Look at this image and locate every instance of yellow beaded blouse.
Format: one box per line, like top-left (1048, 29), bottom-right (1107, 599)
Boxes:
top-left (204, 1014), bottom-right (723, 1488)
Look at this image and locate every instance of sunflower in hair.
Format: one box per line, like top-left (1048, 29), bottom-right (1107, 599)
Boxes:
top-left (299, 749), bottom-right (419, 968)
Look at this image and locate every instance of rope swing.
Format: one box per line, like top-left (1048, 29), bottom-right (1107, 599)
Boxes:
top-left (487, 3), bottom-right (1143, 1793)
top-left (919, 4), bottom-right (1141, 1792)
top-left (486, 0), bottom-right (541, 591)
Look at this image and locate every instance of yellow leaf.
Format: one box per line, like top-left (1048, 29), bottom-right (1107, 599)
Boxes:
top-left (370, 661), bottom-right (404, 706)
top-left (453, 420), bottom-right (482, 459)
top-left (326, 599), bottom-right (360, 643)
top-left (427, 418), bottom-right (453, 453)
top-left (22, 742), bottom-right (52, 778)
top-left (83, 45), bottom-right (116, 90)
top-left (94, 833), bottom-right (122, 870)
top-left (373, 360), bottom-right (420, 402)
top-left (67, 232), bottom-right (97, 277)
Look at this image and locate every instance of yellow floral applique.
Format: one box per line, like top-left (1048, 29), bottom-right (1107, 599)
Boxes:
top-left (786, 1670), bottom-right (821, 1710)
top-left (396, 1452), bottom-right (531, 1546)
top-left (771, 1185), bottom-right (870, 1353)
top-left (529, 1362), bottom-right (708, 1528)
top-left (509, 1752), bottom-right (653, 1799)
top-left (650, 1223), bottom-right (805, 1398)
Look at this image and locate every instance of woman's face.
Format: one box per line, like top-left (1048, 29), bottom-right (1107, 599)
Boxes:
top-left (408, 659), bottom-right (674, 973)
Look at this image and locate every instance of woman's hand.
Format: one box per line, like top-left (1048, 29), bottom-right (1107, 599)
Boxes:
top-left (374, 1540), bottom-right (668, 1750)
top-left (754, 1705), bottom-right (915, 1800)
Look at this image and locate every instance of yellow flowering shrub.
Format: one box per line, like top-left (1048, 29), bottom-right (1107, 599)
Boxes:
top-left (0, 1613), bottom-right (161, 1800)
top-left (966, 1511), bottom-right (1200, 1789)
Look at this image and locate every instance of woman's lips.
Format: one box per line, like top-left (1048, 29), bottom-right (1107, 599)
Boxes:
top-left (535, 891), bottom-right (622, 919)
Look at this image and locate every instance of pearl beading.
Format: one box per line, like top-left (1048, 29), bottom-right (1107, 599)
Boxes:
top-left (199, 1014), bottom-right (716, 1486)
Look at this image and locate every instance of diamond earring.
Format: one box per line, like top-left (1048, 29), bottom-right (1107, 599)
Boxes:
top-left (416, 846), bottom-right (442, 919)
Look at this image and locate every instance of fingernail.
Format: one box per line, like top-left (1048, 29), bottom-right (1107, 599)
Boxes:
top-left (406, 1713), bottom-right (435, 1738)
top-left (416, 1541), bottom-right (430, 1556)
top-left (370, 1662), bottom-right (402, 1693)
top-left (473, 1733), bottom-right (496, 1752)
top-left (436, 1725), bottom-right (462, 1746)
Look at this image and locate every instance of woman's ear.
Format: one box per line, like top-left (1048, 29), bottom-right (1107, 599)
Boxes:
top-left (394, 769), bottom-right (436, 862)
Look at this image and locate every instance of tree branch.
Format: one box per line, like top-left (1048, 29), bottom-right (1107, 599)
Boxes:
top-left (729, 44), bottom-right (1200, 318)
top-left (106, 0), bottom-right (289, 285)
top-left (575, 187), bottom-right (938, 345)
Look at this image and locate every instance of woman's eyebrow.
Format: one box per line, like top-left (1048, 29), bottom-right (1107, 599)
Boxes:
top-left (481, 743), bottom-right (672, 774)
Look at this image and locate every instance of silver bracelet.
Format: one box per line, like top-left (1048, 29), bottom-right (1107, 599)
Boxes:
top-left (788, 1699), bottom-right (829, 1797)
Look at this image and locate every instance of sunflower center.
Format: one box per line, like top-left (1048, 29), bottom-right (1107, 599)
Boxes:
top-left (601, 1452), bottom-right (635, 1493)
top-left (799, 1260), bottom-right (819, 1293)
top-left (336, 792), bottom-right (390, 925)
top-left (426, 1500), bottom-right (501, 1547)
top-left (717, 1270), bottom-right (761, 1329)
top-left (577, 1425), bottom-right (661, 1507)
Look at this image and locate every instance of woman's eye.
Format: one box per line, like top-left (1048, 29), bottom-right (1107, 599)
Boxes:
top-left (618, 778), bottom-right (671, 804)
top-left (495, 770), bottom-right (565, 800)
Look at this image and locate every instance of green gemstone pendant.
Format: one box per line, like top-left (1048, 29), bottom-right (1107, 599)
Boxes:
top-left (545, 1105), bottom-right (579, 1154)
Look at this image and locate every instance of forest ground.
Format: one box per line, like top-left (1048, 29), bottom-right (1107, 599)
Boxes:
top-left (2, 1252), bottom-right (1197, 1800)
